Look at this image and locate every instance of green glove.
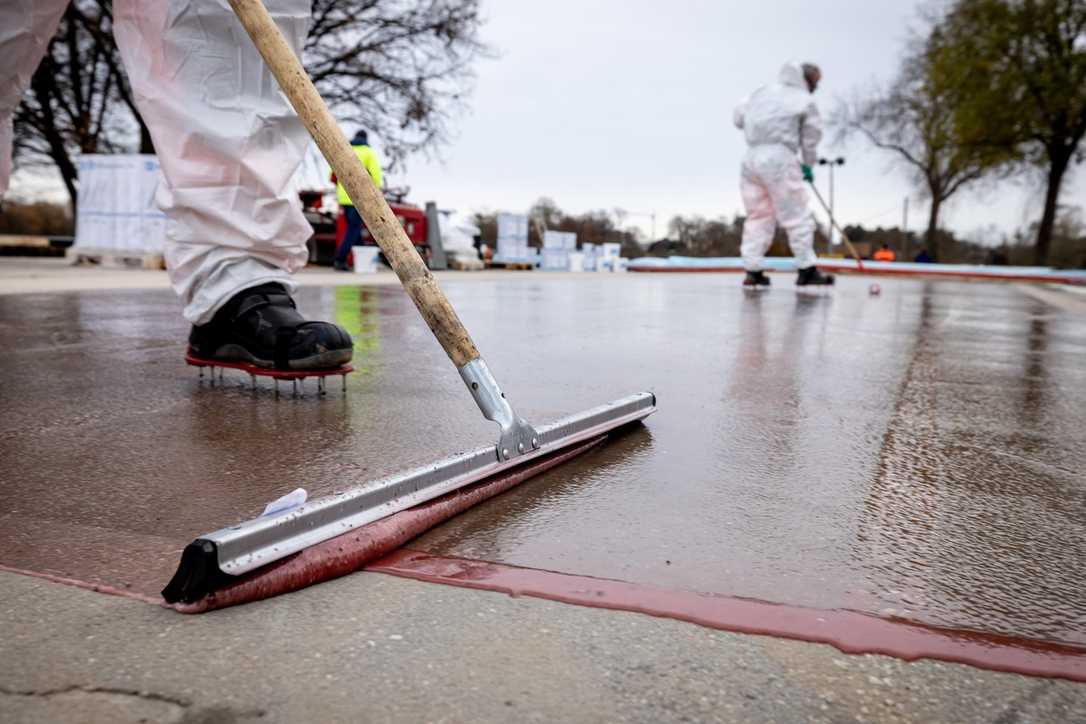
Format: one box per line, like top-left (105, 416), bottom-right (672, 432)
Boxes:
top-left (801, 164), bottom-right (814, 183)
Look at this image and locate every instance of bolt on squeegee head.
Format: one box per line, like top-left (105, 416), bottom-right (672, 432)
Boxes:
top-left (459, 358), bottom-right (540, 461)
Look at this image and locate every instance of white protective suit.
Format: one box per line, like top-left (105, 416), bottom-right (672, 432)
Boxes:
top-left (733, 62), bottom-right (823, 272)
top-left (0, 0), bottom-right (312, 324)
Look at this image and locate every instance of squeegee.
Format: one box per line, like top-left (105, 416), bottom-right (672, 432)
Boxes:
top-left (161, 0), bottom-right (655, 605)
top-left (809, 182), bottom-right (865, 272)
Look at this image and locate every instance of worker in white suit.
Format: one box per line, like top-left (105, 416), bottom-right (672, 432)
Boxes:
top-left (0, 0), bottom-right (353, 371)
top-left (734, 61), bottom-right (834, 289)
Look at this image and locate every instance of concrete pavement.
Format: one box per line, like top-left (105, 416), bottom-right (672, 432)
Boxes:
top-left (2, 258), bottom-right (1085, 721)
top-left (0, 257), bottom-right (568, 296)
top-left (4, 570), bottom-right (1086, 724)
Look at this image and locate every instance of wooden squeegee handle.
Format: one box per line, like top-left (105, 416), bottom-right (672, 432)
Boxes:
top-left (228, 0), bottom-right (480, 368)
top-left (808, 182), bottom-right (865, 272)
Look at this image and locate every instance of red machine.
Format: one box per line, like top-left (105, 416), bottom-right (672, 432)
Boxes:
top-left (301, 188), bottom-right (429, 267)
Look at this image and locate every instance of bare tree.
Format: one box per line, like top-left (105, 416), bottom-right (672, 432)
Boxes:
top-left (666, 215), bottom-right (742, 257)
top-left (529, 197), bottom-right (563, 228)
top-left (305, 0), bottom-right (490, 172)
top-left (13, 1), bottom-right (138, 212)
top-left (70, 0), bottom-right (154, 154)
top-left (838, 49), bottom-right (1008, 261)
top-left (13, 0), bottom-right (490, 209)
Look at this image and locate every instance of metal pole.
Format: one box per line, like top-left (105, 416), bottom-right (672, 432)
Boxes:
top-left (828, 164), bottom-right (836, 255)
top-left (903, 197), bottom-right (910, 260)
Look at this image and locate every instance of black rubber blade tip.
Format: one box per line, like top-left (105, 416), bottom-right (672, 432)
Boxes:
top-left (161, 539), bottom-right (234, 604)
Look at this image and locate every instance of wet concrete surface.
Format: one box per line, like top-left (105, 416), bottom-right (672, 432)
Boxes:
top-left (9, 569), bottom-right (1086, 724)
top-left (1, 275), bottom-right (1084, 648)
top-left (413, 276), bottom-right (1086, 647)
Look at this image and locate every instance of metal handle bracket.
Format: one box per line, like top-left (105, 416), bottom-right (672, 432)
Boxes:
top-left (459, 358), bottom-right (540, 461)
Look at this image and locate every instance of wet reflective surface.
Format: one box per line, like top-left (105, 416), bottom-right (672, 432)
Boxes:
top-left (370, 549), bottom-right (1086, 682)
top-left (1, 276), bottom-right (1084, 646)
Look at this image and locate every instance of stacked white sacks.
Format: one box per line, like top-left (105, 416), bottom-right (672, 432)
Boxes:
top-left (582, 243), bottom-right (597, 271)
top-left (597, 243), bottom-right (622, 272)
top-left (541, 230), bottom-right (577, 271)
top-left (495, 213), bottom-right (532, 264)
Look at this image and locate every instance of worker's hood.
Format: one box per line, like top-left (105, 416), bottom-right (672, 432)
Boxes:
top-left (778, 61), bottom-right (807, 90)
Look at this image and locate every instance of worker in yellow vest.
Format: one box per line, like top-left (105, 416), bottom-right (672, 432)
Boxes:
top-left (333, 129), bottom-right (383, 270)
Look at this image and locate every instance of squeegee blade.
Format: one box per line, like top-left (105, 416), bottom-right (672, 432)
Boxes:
top-left (162, 392), bottom-right (656, 603)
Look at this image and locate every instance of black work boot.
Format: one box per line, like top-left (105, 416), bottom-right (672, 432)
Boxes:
top-left (742, 270), bottom-right (771, 288)
top-left (188, 283), bottom-right (353, 370)
top-left (796, 266), bottom-right (835, 286)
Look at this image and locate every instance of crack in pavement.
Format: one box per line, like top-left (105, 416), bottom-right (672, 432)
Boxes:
top-left (0, 684), bottom-right (190, 707)
top-left (0, 685), bottom-right (267, 723)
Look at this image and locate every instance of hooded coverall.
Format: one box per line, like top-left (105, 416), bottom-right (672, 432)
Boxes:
top-left (733, 61), bottom-right (823, 272)
top-left (0, 0), bottom-right (312, 325)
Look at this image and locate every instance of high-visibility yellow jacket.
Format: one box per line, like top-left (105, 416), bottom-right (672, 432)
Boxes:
top-left (334, 144), bottom-right (383, 206)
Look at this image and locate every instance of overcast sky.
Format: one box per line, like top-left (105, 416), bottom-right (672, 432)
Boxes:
top-left (11, 0), bottom-right (1081, 243)
top-left (400, 0), bottom-right (1081, 242)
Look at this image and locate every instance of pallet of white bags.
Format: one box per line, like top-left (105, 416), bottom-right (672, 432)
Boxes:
top-left (66, 247), bottom-right (165, 270)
